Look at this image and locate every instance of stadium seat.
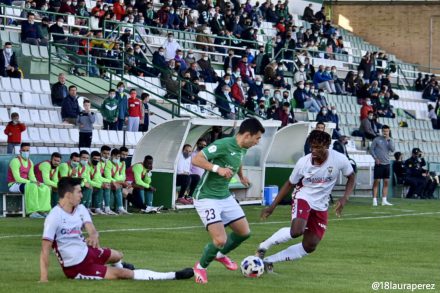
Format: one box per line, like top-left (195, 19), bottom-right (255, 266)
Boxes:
top-left (69, 128), bottom-right (79, 144)
top-left (108, 130), bottom-right (123, 145)
top-left (126, 132), bottom-right (137, 146)
top-left (10, 78), bottom-right (22, 92)
top-left (92, 129), bottom-right (103, 146)
top-left (28, 109), bottom-right (43, 124)
top-left (37, 146), bottom-right (50, 154)
top-left (49, 128), bottom-right (62, 145)
top-left (22, 92), bottom-right (40, 107)
top-left (39, 128), bottom-right (54, 145)
top-left (59, 129), bottom-right (75, 146)
top-left (31, 79), bottom-right (43, 93)
top-left (0, 108), bottom-right (9, 123)
top-left (48, 147), bottom-right (59, 154)
top-left (1, 77), bottom-right (13, 92)
top-left (40, 80), bottom-right (51, 94)
top-left (9, 92), bottom-right (20, 104)
top-left (21, 79), bottom-right (32, 92)
top-left (28, 127), bottom-right (42, 144)
top-left (0, 125), bottom-right (7, 143)
top-left (0, 92), bottom-right (12, 105)
top-left (39, 94), bottom-right (53, 107)
top-left (59, 147), bottom-right (72, 155)
top-left (30, 45), bottom-right (42, 59)
top-left (49, 110), bottom-right (62, 124)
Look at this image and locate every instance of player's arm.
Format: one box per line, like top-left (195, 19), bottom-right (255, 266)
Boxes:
top-left (39, 239), bottom-right (52, 282)
top-left (84, 222), bottom-right (100, 248)
top-left (335, 168), bottom-right (356, 217)
top-left (237, 165), bottom-right (250, 187)
top-left (192, 150), bottom-right (232, 178)
top-left (261, 180), bottom-right (295, 220)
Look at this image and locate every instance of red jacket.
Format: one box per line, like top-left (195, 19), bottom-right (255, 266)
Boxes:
top-left (360, 104), bottom-right (373, 120)
top-left (59, 3), bottom-right (76, 14)
top-left (231, 83), bottom-right (245, 105)
top-left (113, 2), bottom-right (126, 21)
top-left (236, 60), bottom-right (253, 80)
top-left (4, 122), bottom-right (26, 144)
top-left (128, 97), bottom-right (143, 118)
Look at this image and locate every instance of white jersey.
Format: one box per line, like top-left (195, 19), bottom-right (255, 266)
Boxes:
top-left (42, 204), bottom-right (92, 267)
top-left (289, 150), bottom-right (353, 211)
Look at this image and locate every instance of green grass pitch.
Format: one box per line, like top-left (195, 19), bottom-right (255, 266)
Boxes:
top-left (1, 198), bottom-right (439, 293)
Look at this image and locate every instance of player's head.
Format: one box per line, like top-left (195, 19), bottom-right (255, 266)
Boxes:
top-left (101, 145), bottom-right (111, 160)
top-left (315, 122), bottom-right (325, 131)
top-left (182, 144), bottom-right (192, 158)
top-left (69, 152), bottom-right (80, 167)
top-left (91, 151), bottom-right (101, 166)
top-left (79, 150), bottom-right (89, 166)
top-left (50, 152), bottom-right (62, 168)
top-left (58, 177), bottom-right (83, 206)
top-left (143, 155), bottom-right (153, 170)
top-left (237, 118), bottom-right (265, 149)
top-left (119, 146), bottom-right (129, 161)
top-left (308, 130), bottom-right (331, 162)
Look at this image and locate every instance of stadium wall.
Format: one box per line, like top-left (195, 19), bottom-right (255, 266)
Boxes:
top-left (326, 1), bottom-right (440, 73)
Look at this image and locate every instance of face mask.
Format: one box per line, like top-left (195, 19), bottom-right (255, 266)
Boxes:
top-left (256, 81), bottom-right (261, 86)
top-left (171, 76), bottom-right (177, 81)
top-left (66, 1), bottom-right (72, 5)
top-left (80, 159), bottom-right (88, 166)
top-left (5, 48), bottom-right (12, 54)
top-left (92, 159), bottom-right (99, 166)
top-left (305, 87), bottom-right (310, 92)
top-left (21, 151), bottom-right (30, 160)
top-left (276, 39), bottom-right (281, 43)
top-left (332, 110), bottom-right (337, 114)
top-left (72, 1), bottom-right (77, 5)
top-left (170, 10), bottom-right (174, 13)
top-left (71, 161), bottom-right (79, 168)
top-left (359, 73), bottom-right (364, 78)
top-left (168, 37), bottom-right (173, 41)
top-left (109, 94), bottom-right (116, 99)
top-left (274, 93), bottom-right (281, 99)
top-left (252, 96), bottom-right (257, 100)
top-left (183, 152), bottom-right (190, 159)
top-left (159, 51), bottom-right (164, 56)
top-left (135, 48), bottom-right (141, 53)
top-left (368, 115), bottom-right (373, 120)
top-left (237, 81), bottom-right (242, 86)
top-left (188, 54), bottom-right (194, 58)
top-left (104, 7), bottom-right (108, 11)
top-left (235, 72), bottom-right (240, 77)
top-left (118, 87), bottom-right (124, 93)
top-left (112, 158), bottom-right (120, 164)
top-left (203, 56), bottom-right (209, 61)
top-left (299, 84), bottom-right (304, 89)
top-left (366, 101), bottom-right (372, 106)
top-left (299, 68), bottom-right (304, 72)
top-left (332, 70), bottom-right (336, 74)
top-left (223, 91), bottom-right (229, 95)
top-left (322, 110), bottom-right (328, 115)
top-left (57, 22), bottom-right (63, 27)
top-left (224, 79), bottom-right (230, 84)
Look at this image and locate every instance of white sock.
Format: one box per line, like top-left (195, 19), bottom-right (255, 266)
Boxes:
top-left (196, 263), bottom-right (205, 270)
top-left (382, 197), bottom-right (388, 202)
top-left (264, 243), bottom-right (308, 264)
top-left (216, 252), bottom-right (226, 258)
top-left (113, 260), bottom-right (123, 268)
top-left (259, 227), bottom-right (292, 251)
top-left (133, 269), bottom-right (175, 280)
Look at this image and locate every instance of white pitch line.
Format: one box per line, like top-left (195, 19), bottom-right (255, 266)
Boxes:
top-left (1, 211), bottom-right (439, 240)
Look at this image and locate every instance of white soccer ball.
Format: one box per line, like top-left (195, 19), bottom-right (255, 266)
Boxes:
top-left (240, 256), bottom-right (264, 278)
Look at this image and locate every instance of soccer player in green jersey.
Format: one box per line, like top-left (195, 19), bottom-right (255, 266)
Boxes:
top-left (191, 118), bottom-right (265, 284)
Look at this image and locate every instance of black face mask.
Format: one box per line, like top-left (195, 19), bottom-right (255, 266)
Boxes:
top-left (92, 160), bottom-right (99, 166)
top-left (120, 157), bottom-right (126, 163)
top-left (197, 145), bottom-right (204, 151)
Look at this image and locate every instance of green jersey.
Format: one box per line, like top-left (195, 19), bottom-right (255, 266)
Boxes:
top-left (194, 137), bottom-right (247, 200)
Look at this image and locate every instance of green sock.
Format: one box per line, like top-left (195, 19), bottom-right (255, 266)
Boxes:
top-left (103, 189), bottom-right (111, 207)
top-left (200, 242), bottom-right (222, 268)
top-left (146, 191), bottom-right (153, 206)
top-left (115, 188), bottom-right (123, 209)
top-left (219, 232), bottom-right (251, 255)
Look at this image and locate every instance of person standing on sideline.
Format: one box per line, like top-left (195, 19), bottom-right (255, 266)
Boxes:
top-left (370, 125), bottom-right (394, 206)
top-left (101, 89), bottom-right (119, 130)
top-left (127, 89), bottom-right (143, 132)
top-left (191, 118), bottom-right (265, 284)
top-left (4, 112), bottom-right (26, 154)
top-left (77, 100), bottom-right (95, 148)
top-left (40, 176), bottom-right (194, 282)
top-left (51, 73), bottom-right (68, 106)
top-left (140, 93), bottom-right (153, 132)
top-left (116, 82), bottom-right (128, 130)
top-left (256, 130), bottom-right (355, 272)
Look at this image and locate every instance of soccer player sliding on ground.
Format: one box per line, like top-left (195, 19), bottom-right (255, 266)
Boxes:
top-left (257, 130), bottom-right (356, 271)
top-left (39, 177), bottom-right (193, 282)
top-left (191, 118), bottom-right (265, 284)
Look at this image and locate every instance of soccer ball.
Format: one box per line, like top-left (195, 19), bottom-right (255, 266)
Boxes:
top-left (240, 256), bottom-right (264, 278)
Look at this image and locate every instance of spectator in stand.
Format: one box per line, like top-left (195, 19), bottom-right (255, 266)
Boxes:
top-left (330, 66), bottom-right (346, 95)
top-left (163, 33), bottom-right (181, 61)
top-left (197, 53), bottom-right (218, 82)
top-left (360, 98), bottom-right (374, 120)
top-left (314, 89), bottom-right (328, 109)
top-left (140, 93), bottom-right (153, 132)
top-left (101, 89), bottom-right (119, 131)
top-left (294, 65), bottom-right (308, 84)
top-left (359, 111), bottom-right (379, 141)
top-left (0, 42), bottom-right (20, 78)
top-left (370, 125), bottom-right (394, 206)
top-left (38, 17), bottom-right (50, 44)
top-left (116, 82), bottom-right (129, 131)
top-left (77, 100), bottom-right (95, 148)
top-left (190, 138), bottom-right (206, 179)
top-left (274, 102), bottom-right (295, 128)
top-left (176, 144), bottom-right (200, 205)
top-left (328, 105), bottom-right (341, 139)
top-left (184, 50), bottom-right (196, 65)
top-left (428, 104), bottom-right (438, 129)
top-left (414, 73), bottom-right (424, 91)
top-left (393, 152), bottom-right (405, 185)
top-left (313, 65), bottom-right (336, 93)
top-left (254, 45), bottom-right (270, 75)
top-left (263, 60), bottom-right (278, 85)
top-left (21, 12), bottom-right (47, 46)
top-left (293, 81), bottom-right (320, 112)
top-left (422, 79), bottom-right (439, 102)
top-left (358, 52), bottom-right (373, 82)
top-left (237, 55), bottom-right (254, 85)
top-left (316, 106), bottom-right (331, 123)
top-left (421, 74), bottom-right (431, 89)
top-left (302, 3), bottom-right (315, 22)
top-left (113, 0), bottom-right (126, 20)
top-left (333, 135), bottom-right (349, 157)
top-left (51, 73), bottom-right (67, 107)
top-left (344, 71), bottom-right (356, 95)
top-left (59, 0), bottom-right (76, 14)
top-left (49, 16), bottom-right (67, 45)
top-left (216, 85), bottom-right (235, 119)
top-left (61, 86), bottom-right (80, 125)
top-left (231, 77), bottom-right (246, 107)
top-left (4, 113), bottom-right (26, 154)
top-left (224, 49), bottom-right (239, 72)
top-left (127, 89), bottom-right (143, 132)
top-left (151, 47), bottom-right (167, 76)
top-left (8, 143), bottom-right (51, 219)
top-left (174, 49), bottom-right (188, 72)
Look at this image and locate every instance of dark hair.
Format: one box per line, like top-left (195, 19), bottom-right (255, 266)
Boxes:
top-left (83, 99), bottom-right (90, 104)
top-left (120, 146), bottom-right (129, 153)
top-left (316, 121), bottom-right (325, 128)
top-left (144, 155), bottom-right (153, 161)
top-left (5, 42), bottom-right (12, 46)
top-left (27, 12), bottom-right (35, 17)
top-left (141, 93), bottom-right (150, 99)
top-left (238, 118), bottom-right (265, 135)
top-left (283, 102), bottom-right (290, 107)
top-left (101, 145), bottom-right (111, 152)
top-left (69, 85), bottom-right (77, 91)
top-left (394, 152), bottom-right (402, 161)
top-left (182, 144), bottom-right (192, 150)
top-left (11, 112), bottom-right (19, 118)
top-left (117, 82), bottom-right (125, 87)
top-left (382, 125), bottom-right (390, 130)
top-left (130, 89), bottom-right (137, 93)
top-left (79, 150), bottom-right (89, 156)
top-left (197, 138), bottom-right (207, 144)
top-left (91, 151), bottom-right (101, 158)
top-left (109, 89), bottom-right (116, 93)
top-left (58, 177), bottom-right (83, 199)
top-left (56, 16), bottom-right (63, 21)
top-left (51, 152), bottom-right (62, 159)
top-left (70, 152), bottom-right (80, 159)
top-left (20, 142), bottom-right (31, 148)
top-left (308, 130), bottom-right (331, 147)
top-left (111, 148), bottom-right (120, 156)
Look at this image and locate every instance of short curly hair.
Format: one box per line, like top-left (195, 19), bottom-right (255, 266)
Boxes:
top-left (308, 130), bottom-right (331, 148)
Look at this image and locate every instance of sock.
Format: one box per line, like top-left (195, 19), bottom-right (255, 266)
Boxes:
top-left (115, 188), bottom-right (123, 208)
top-left (200, 242), bottom-right (222, 268)
top-left (259, 227), bottom-right (292, 251)
top-left (146, 191), bottom-right (153, 207)
top-left (103, 189), bottom-right (110, 207)
top-left (93, 189), bottom-right (103, 209)
top-left (264, 243), bottom-right (308, 264)
top-left (216, 252), bottom-right (226, 258)
top-left (113, 260), bottom-right (123, 268)
top-left (219, 232), bottom-right (250, 255)
top-left (139, 189), bottom-right (145, 205)
top-left (133, 269), bottom-right (175, 280)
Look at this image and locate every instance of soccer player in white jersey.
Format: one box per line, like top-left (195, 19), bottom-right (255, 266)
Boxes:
top-left (256, 130), bottom-right (356, 271)
top-left (40, 177), bottom-right (194, 282)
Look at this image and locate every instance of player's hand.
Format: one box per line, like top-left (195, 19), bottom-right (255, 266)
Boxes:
top-left (102, 183), bottom-right (110, 189)
top-left (375, 158), bottom-right (380, 165)
top-left (239, 176), bottom-right (250, 187)
top-left (86, 234), bottom-right (99, 248)
top-left (112, 182), bottom-right (121, 189)
top-left (84, 182), bottom-right (91, 189)
top-left (261, 207), bottom-right (274, 220)
top-left (218, 167), bottom-right (233, 179)
top-left (149, 186), bottom-right (156, 192)
top-left (334, 197), bottom-right (348, 218)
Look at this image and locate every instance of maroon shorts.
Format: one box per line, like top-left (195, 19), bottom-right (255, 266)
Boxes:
top-left (63, 247), bottom-right (111, 280)
top-left (291, 198), bottom-right (328, 240)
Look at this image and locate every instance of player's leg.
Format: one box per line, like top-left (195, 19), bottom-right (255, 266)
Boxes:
top-left (37, 184), bottom-right (52, 213)
top-left (105, 266), bottom-right (194, 281)
top-left (381, 165), bottom-right (392, 205)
